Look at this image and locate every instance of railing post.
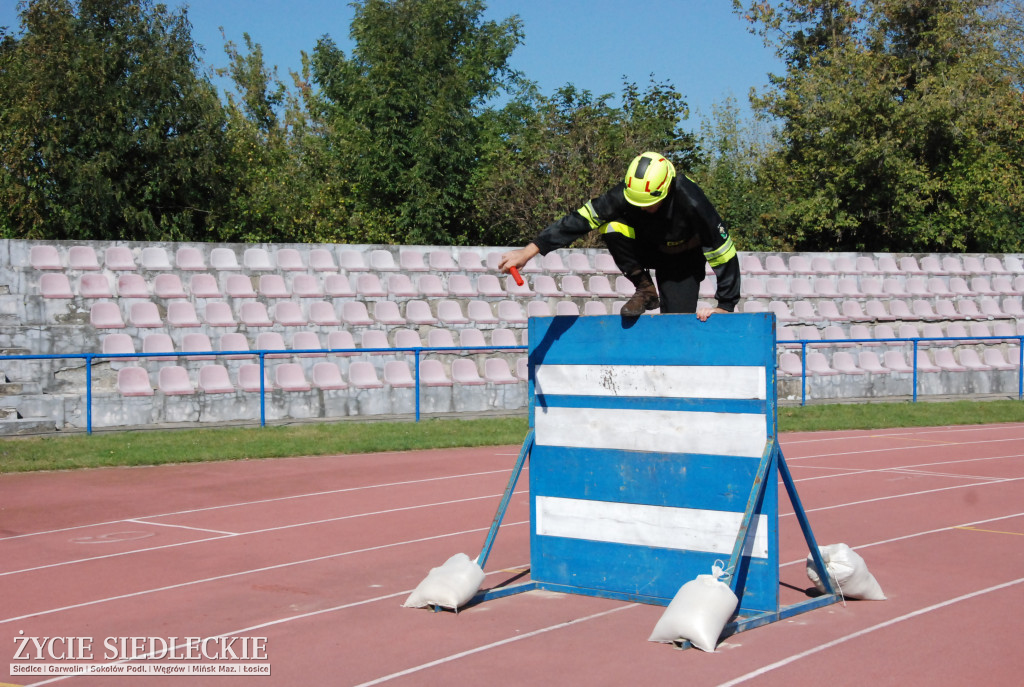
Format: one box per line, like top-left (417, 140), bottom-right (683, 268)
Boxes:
top-left (414, 348), bottom-right (422, 422)
top-left (259, 352), bottom-right (267, 427)
top-left (912, 339), bottom-right (919, 403)
top-left (800, 341), bottom-right (807, 406)
top-left (86, 354), bottom-right (93, 435)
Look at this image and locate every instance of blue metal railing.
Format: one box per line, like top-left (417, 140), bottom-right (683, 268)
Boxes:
top-left (0, 344), bottom-right (526, 434)
top-left (780, 334), bottom-right (1024, 405)
top-left (1, 334), bottom-right (1021, 432)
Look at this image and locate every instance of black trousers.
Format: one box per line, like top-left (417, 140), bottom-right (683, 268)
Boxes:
top-left (601, 233), bottom-right (706, 314)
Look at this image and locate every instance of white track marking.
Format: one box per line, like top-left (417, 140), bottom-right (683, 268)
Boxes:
top-left (0, 521), bottom-right (530, 625)
top-left (350, 605), bottom-right (640, 687)
top-left (0, 467), bottom-right (519, 541)
top-left (125, 519), bottom-right (237, 536)
top-left (0, 490), bottom-right (528, 577)
top-left (715, 576), bottom-right (1024, 687)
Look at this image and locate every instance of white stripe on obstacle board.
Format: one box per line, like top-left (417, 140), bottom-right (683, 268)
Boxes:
top-left (535, 406), bottom-right (767, 458)
top-left (535, 496), bottom-right (769, 559)
top-left (535, 364), bottom-right (767, 400)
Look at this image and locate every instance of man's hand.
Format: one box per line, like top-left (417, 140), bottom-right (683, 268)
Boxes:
top-left (498, 243), bottom-right (540, 274)
top-left (696, 306), bottom-right (728, 322)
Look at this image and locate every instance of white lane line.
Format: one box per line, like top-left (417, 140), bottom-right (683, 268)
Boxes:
top-left (0, 521), bottom-right (529, 625)
top-left (0, 468), bottom-right (519, 541)
top-left (715, 576), bottom-right (1024, 687)
top-left (125, 519), bottom-right (238, 536)
top-left (351, 604), bottom-right (640, 687)
top-left (782, 435), bottom-right (1024, 462)
top-left (0, 490), bottom-right (527, 577)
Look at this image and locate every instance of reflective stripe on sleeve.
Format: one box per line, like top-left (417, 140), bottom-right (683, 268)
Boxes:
top-left (577, 202), bottom-right (603, 230)
top-left (599, 221), bottom-right (636, 239)
top-left (704, 236), bottom-right (736, 267)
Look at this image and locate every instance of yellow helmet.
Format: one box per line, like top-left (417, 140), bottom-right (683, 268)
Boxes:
top-left (623, 152), bottom-right (675, 206)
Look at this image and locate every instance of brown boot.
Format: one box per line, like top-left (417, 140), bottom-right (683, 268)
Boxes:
top-left (620, 271), bottom-right (659, 317)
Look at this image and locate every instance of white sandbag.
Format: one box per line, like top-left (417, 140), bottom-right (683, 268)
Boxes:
top-left (648, 565), bottom-right (739, 652)
top-left (403, 553), bottom-right (486, 611)
top-left (806, 543), bottom-right (886, 600)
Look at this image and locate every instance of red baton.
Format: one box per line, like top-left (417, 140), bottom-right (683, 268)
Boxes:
top-left (510, 266), bottom-right (524, 286)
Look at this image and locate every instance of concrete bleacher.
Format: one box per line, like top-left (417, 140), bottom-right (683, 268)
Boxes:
top-left (0, 239), bottom-right (1021, 434)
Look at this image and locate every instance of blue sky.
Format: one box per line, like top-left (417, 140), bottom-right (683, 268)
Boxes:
top-left (1, 0), bottom-right (784, 125)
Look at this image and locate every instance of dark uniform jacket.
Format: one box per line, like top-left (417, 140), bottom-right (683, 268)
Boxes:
top-left (531, 174), bottom-right (741, 311)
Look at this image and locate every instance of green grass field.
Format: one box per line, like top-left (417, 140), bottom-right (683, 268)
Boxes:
top-left (0, 399), bottom-right (1021, 473)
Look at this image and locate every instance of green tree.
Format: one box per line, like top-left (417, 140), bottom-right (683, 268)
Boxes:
top-left (210, 36), bottom-right (350, 244)
top-left (310, 0), bottom-right (523, 245)
top-left (0, 0), bottom-right (229, 241)
top-left (737, 0), bottom-right (1024, 252)
top-left (471, 78), bottom-right (697, 247)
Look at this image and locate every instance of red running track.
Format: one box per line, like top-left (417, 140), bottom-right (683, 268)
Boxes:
top-left (2, 423), bottom-right (1024, 686)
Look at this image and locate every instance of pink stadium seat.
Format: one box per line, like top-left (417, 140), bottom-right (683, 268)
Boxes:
top-left (394, 328), bottom-right (423, 350)
top-left (831, 352), bottom-right (865, 375)
top-left (437, 300), bottom-right (468, 325)
top-left (864, 300), bottom-right (893, 321)
top-left (933, 300), bottom-right (959, 320)
top-left (516, 357), bottom-right (529, 381)
top-left (451, 359), bottom-right (485, 385)
top-left (129, 302), bottom-right (162, 328)
top-left (880, 352), bottom-right (913, 372)
top-left (899, 257), bottom-right (925, 275)
top-left (225, 274), bottom-right (257, 298)
top-left (309, 301), bottom-right (341, 326)
top-left (291, 331), bottom-right (324, 357)
top-left (587, 275), bottom-right (618, 298)
top-left (448, 275), bottom-right (477, 297)
top-left (853, 256), bottom-right (879, 275)
top-left (926, 277), bottom-right (951, 297)
top-left (982, 348), bottom-right (1015, 371)
top-left (189, 273), bottom-right (221, 298)
top-left (541, 252), bottom-right (569, 273)
top-left (324, 274), bottom-right (356, 298)
top-left (308, 248), bottom-right (338, 272)
top-left (158, 366), bottom-right (194, 395)
top-left (140, 246), bottom-right (172, 270)
top-left (258, 274), bottom-right (290, 298)
top-left (887, 299), bottom-right (913, 319)
top-left (387, 273), bottom-right (417, 297)
top-left (348, 361), bottom-right (384, 389)
top-left (475, 274), bottom-right (504, 297)
top-left (416, 274), bottom-right (447, 297)
top-left (764, 255), bottom-right (791, 275)
top-left (822, 325), bottom-right (851, 347)
top-left (399, 250), bottom-right (428, 271)
top-left (914, 350), bottom-right (941, 373)
top-left (974, 277), bottom-right (1001, 296)
top-left (497, 300), bottom-right (526, 324)
top-left (167, 301), bottom-right (201, 327)
top-left (360, 329), bottom-right (390, 351)
top-left (102, 333), bottom-right (136, 359)
top-left (876, 255), bottom-right (900, 274)
top-left (104, 246), bottom-right (137, 271)
top-left (457, 251), bottom-right (486, 272)
top-left (957, 349), bottom-right (990, 371)
top-left (468, 300), bottom-right (498, 324)
top-left (356, 273), bottom-right (387, 298)
top-left (532, 275), bottom-right (561, 297)
top-left (64, 245), bottom-right (99, 271)
top-left (765, 277), bottom-right (792, 299)
top-left (427, 328), bottom-right (456, 348)
top-left (210, 247), bottom-right (241, 270)
top-left (768, 301), bottom-right (796, 323)
top-left (340, 301), bottom-right (374, 326)
top-left (778, 352), bottom-right (803, 376)
top-left (327, 330), bottom-right (357, 355)
top-left (153, 273), bottom-right (187, 299)
top-left (810, 256), bottom-right (836, 274)
top-left (175, 246), bottom-right (206, 270)
top-left (273, 301), bottom-right (308, 326)
top-left (275, 363), bottom-right (311, 391)
top-left (219, 332), bottom-right (252, 359)
top-left (490, 328), bottom-right (518, 347)
top-left (905, 277), bottom-right (930, 298)
top-left (841, 301), bottom-right (871, 322)
top-left (811, 278), bottom-right (840, 298)
top-left (986, 256), bottom-right (1011, 274)
top-left (584, 301), bottom-right (609, 316)
top-left (312, 362), bottom-right (347, 390)
top-left (962, 256), bottom-right (985, 274)
top-left (741, 255), bottom-right (767, 275)
top-left (881, 278), bottom-right (908, 298)
top-left (859, 277), bottom-right (885, 298)
top-left (947, 277), bottom-right (972, 297)
top-left (419, 359), bottom-right (452, 386)
top-left (338, 250), bottom-right (369, 272)
top-left (742, 277), bottom-right (769, 299)
top-left (142, 333), bottom-right (174, 355)
top-left (237, 363), bottom-right (272, 392)
top-left (256, 332), bottom-right (289, 358)
top-left (204, 301), bottom-right (237, 327)
top-left (1003, 298), bottom-right (1024, 318)
top-left (857, 351), bottom-right (889, 374)
top-left (980, 298), bottom-right (1009, 318)
top-left (956, 300), bottom-right (983, 319)
top-left (919, 256), bottom-right (943, 274)
top-left (275, 248), bottom-right (305, 271)
top-left (238, 301), bottom-right (273, 327)
top-left (429, 250), bottom-right (458, 271)
top-left (787, 255), bottom-right (812, 274)
top-left (77, 273), bottom-right (111, 298)
top-left (788, 278), bottom-right (813, 299)
top-left (198, 365), bottom-right (235, 393)
top-left (405, 300), bottom-right (438, 325)
top-left (567, 253), bottom-right (594, 273)
top-left (555, 301), bottom-right (580, 316)
top-left (117, 366), bottom-right (153, 396)
top-left (806, 351), bottom-right (839, 376)
top-left (505, 274), bottom-right (533, 297)
top-left (384, 360), bottom-right (416, 387)
top-left (484, 358), bottom-right (518, 384)
top-left (595, 253), bottom-right (618, 273)
top-left (369, 249), bottom-right (398, 271)
top-left (560, 275), bottom-right (590, 297)
top-left (243, 247), bottom-right (274, 271)
top-left (776, 326), bottom-right (798, 348)
top-left (527, 300), bottom-right (553, 318)
top-left (942, 256), bottom-right (967, 275)
top-left (459, 328), bottom-right (487, 348)
top-left (182, 332), bottom-right (215, 360)
top-left (41, 273), bottom-right (74, 299)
